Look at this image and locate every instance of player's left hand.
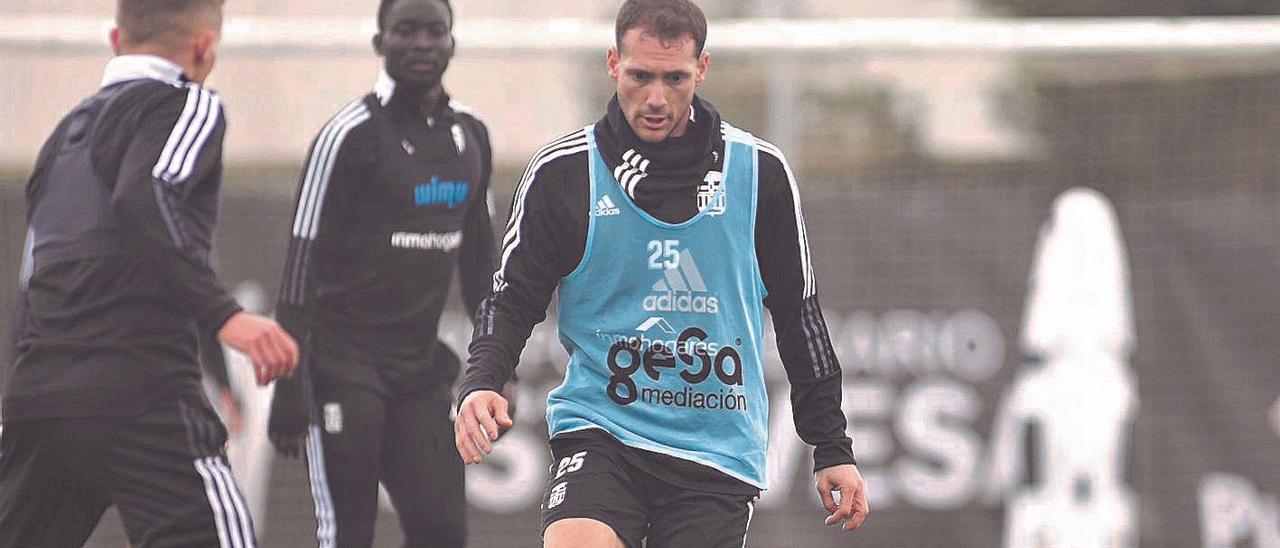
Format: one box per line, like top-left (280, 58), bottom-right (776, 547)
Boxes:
top-left (816, 463), bottom-right (869, 532)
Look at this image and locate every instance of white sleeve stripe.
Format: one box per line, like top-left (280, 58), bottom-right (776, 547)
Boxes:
top-left (162, 88), bottom-right (212, 180)
top-left (498, 131), bottom-right (587, 250)
top-left (153, 86), bottom-right (218, 184)
top-left (499, 129), bottom-right (588, 234)
top-left (292, 99), bottom-right (366, 237)
top-left (497, 133), bottom-right (588, 252)
top-left (500, 129), bottom-right (588, 240)
top-left (495, 141), bottom-right (589, 291)
top-left (18, 228), bottom-right (33, 289)
top-left (172, 97), bottom-right (221, 184)
top-left (756, 139), bottom-right (815, 298)
top-left (290, 100), bottom-right (364, 237)
top-left (289, 100), bottom-right (369, 239)
top-left (162, 88), bottom-right (215, 183)
top-left (304, 113), bottom-right (368, 239)
top-left (292, 100), bottom-right (366, 235)
top-left (493, 132), bottom-right (589, 292)
top-left (152, 86), bottom-right (200, 180)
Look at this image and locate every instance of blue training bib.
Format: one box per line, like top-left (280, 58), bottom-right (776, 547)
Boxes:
top-left (548, 122), bottom-right (770, 488)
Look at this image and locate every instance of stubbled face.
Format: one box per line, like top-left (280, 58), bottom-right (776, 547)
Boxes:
top-left (375, 0), bottom-right (454, 89)
top-left (608, 27), bottom-right (709, 143)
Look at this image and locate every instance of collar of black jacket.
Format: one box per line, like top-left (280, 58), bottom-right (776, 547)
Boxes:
top-left (374, 69), bottom-right (456, 127)
top-left (100, 54), bottom-right (187, 89)
top-left (595, 94), bottom-right (724, 203)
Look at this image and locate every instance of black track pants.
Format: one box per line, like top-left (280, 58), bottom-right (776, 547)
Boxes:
top-left (304, 382), bottom-right (465, 548)
top-left (0, 398), bottom-right (256, 548)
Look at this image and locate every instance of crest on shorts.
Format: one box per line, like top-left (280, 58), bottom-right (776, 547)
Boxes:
top-left (323, 402), bottom-right (343, 434)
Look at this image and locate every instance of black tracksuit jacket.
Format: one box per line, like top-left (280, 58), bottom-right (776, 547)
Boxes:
top-left (6, 56), bottom-right (240, 421)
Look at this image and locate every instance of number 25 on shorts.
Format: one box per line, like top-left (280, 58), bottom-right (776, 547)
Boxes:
top-left (555, 451), bottom-right (587, 479)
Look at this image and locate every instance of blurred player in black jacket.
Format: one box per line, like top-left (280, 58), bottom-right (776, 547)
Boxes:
top-left (266, 0), bottom-right (496, 546)
top-left (0, 1), bottom-right (298, 546)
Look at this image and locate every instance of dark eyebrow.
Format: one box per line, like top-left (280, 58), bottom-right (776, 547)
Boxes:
top-left (625, 68), bottom-right (692, 77)
top-left (394, 19), bottom-right (448, 29)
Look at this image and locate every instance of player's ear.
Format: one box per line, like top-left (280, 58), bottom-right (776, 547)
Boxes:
top-left (191, 29), bottom-right (219, 81)
top-left (193, 30), bottom-right (217, 63)
top-left (607, 46), bottom-right (620, 81)
top-left (372, 32), bottom-right (385, 56)
top-left (109, 27), bottom-right (123, 55)
top-left (696, 51), bottom-right (709, 86)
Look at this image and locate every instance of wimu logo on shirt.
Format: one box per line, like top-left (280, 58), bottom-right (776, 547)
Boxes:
top-left (414, 176), bottom-right (470, 209)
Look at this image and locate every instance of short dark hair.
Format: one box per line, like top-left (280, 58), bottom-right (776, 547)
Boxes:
top-left (378, 0), bottom-right (454, 31)
top-left (615, 0), bottom-right (708, 57)
top-left (116, 0), bottom-right (223, 48)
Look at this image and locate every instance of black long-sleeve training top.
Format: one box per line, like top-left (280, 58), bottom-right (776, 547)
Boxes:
top-left (269, 72), bottom-right (496, 424)
top-left (5, 55), bottom-right (241, 421)
top-left (460, 96), bottom-right (854, 490)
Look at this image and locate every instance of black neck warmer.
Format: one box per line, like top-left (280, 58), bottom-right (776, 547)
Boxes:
top-left (593, 94), bottom-right (725, 223)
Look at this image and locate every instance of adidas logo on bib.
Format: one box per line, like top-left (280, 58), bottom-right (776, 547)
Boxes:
top-left (644, 249), bottom-right (719, 314)
top-left (595, 195), bottom-right (621, 217)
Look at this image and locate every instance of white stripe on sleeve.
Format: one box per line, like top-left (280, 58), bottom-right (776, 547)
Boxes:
top-left (493, 130), bottom-right (589, 293)
top-left (756, 139), bottom-right (815, 298)
top-left (290, 100), bottom-right (370, 240)
top-left (153, 86), bottom-right (220, 185)
top-left (19, 228), bottom-right (33, 289)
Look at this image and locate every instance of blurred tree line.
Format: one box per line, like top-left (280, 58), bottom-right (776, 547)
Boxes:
top-left (989, 0), bottom-right (1280, 196)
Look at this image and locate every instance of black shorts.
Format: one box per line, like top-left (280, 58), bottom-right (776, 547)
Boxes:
top-left (540, 432), bottom-right (758, 548)
top-left (0, 397), bottom-right (256, 548)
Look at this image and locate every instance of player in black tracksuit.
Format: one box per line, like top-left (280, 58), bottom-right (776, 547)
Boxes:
top-left (0, 2), bottom-right (298, 546)
top-left (266, 1), bottom-right (496, 546)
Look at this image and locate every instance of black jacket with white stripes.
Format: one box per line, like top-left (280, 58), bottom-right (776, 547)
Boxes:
top-left (460, 96), bottom-right (855, 487)
top-left (5, 55), bottom-right (241, 421)
top-left (269, 73), bottom-right (496, 433)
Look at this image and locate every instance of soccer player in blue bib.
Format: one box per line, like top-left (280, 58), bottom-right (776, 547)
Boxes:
top-left (455, 1), bottom-right (868, 546)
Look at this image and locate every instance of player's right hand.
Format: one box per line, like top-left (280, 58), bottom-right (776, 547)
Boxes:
top-left (217, 312), bottom-right (299, 385)
top-left (455, 390), bottom-right (514, 465)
